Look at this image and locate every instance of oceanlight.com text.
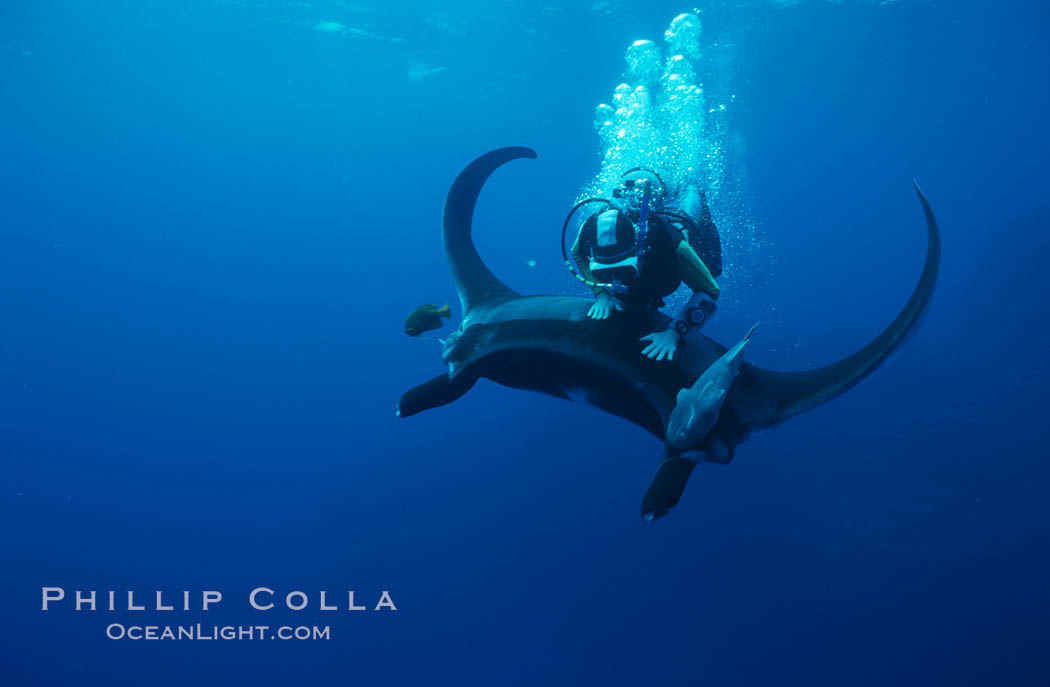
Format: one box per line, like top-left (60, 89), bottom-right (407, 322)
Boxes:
top-left (105, 623), bottom-right (331, 641)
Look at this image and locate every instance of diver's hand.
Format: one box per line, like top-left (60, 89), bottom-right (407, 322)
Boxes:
top-left (640, 328), bottom-right (682, 361)
top-left (588, 291), bottom-right (623, 320)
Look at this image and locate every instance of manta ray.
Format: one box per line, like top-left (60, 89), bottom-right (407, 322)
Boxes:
top-left (397, 147), bottom-right (941, 520)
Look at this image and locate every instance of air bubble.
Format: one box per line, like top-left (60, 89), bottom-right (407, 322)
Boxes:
top-left (578, 11), bottom-right (747, 300)
top-left (625, 39), bottom-right (662, 86)
top-left (664, 13), bottom-right (702, 61)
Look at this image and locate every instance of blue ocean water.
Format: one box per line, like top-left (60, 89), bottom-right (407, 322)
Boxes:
top-left (1, 0), bottom-right (1048, 684)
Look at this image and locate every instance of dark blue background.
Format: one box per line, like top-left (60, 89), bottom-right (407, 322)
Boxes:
top-left (1, 1), bottom-right (1047, 684)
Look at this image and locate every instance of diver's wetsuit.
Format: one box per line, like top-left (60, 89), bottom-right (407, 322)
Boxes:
top-left (571, 209), bottom-right (721, 308)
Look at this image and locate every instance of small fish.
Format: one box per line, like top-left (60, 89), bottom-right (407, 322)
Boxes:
top-left (405, 303), bottom-right (451, 337)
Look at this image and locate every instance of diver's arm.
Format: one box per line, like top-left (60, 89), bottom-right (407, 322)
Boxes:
top-left (570, 235), bottom-right (605, 296)
top-left (641, 240), bottom-right (719, 361)
top-left (572, 227), bottom-right (622, 320)
top-left (675, 240), bottom-right (720, 300)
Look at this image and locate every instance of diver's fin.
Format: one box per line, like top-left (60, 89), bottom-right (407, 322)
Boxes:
top-left (397, 374), bottom-right (476, 418)
top-left (640, 456), bottom-right (698, 521)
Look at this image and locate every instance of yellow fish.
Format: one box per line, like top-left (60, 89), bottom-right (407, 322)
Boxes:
top-left (404, 303), bottom-right (451, 337)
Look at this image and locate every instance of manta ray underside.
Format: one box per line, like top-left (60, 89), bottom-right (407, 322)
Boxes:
top-left (397, 147), bottom-right (941, 520)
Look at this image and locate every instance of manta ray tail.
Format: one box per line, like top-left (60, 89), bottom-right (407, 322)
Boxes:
top-left (444, 147), bottom-right (536, 314)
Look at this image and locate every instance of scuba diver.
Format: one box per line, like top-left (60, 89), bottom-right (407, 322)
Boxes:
top-left (563, 168), bottom-right (723, 362)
